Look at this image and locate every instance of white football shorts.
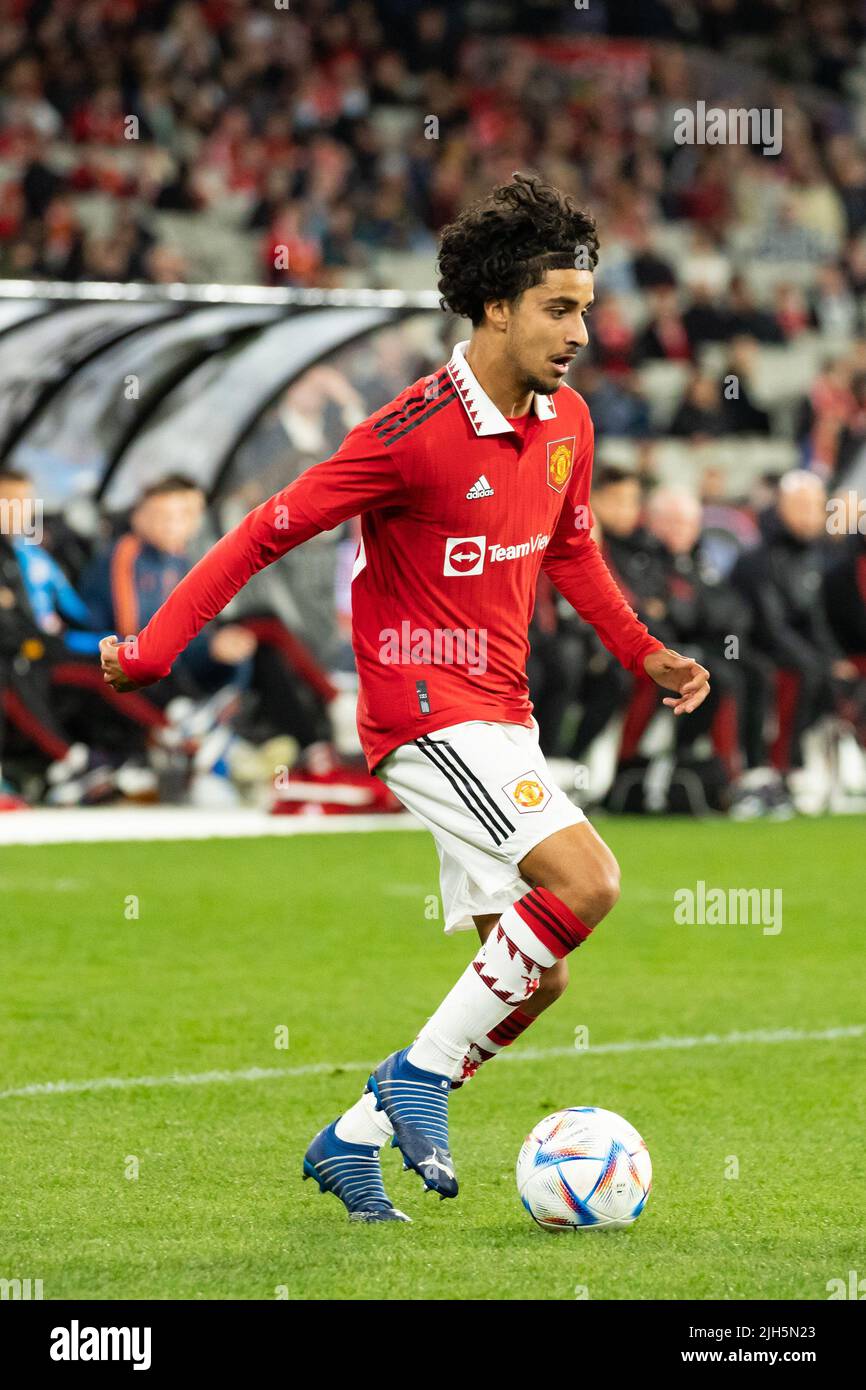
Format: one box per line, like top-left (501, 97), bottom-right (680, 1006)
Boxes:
top-left (376, 718), bottom-right (586, 935)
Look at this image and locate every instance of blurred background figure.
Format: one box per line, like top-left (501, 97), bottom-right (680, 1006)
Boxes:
top-left (4, 0), bottom-right (866, 816)
top-left (732, 471), bottom-right (866, 788)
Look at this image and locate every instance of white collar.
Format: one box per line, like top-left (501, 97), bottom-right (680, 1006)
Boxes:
top-left (446, 339), bottom-right (558, 436)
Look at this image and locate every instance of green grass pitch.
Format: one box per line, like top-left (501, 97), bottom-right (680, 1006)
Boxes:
top-left (2, 816), bottom-right (865, 1300)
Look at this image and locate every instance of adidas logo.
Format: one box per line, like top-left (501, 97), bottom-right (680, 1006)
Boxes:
top-left (466, 475), bottom-right (494, 500)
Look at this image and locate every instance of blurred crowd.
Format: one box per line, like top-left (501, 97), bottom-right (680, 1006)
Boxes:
top-left (530, 464), bottom-right (866, 816)
top-left (1, 1), bottom-right (866, 287)
top-left (2, 449), bottom-right (865, 817)
top-left (0, 465), bottom-right (342, 809)
top-left (5, 4), bottom-right (866, 462)
top-left (2, 0), bottom-right (866, 814)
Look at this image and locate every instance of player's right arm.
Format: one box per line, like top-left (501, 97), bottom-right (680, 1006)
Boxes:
top-left (100, 421), bottom-right (408, 691)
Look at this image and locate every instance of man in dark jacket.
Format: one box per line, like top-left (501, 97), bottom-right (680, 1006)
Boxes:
top-left (645, 488), bottom-right (775, 798)
top-left (562, 467), bottom-right (667, 762)
top-left (732, 470), bottom-right (863, 771)
top-left (824, 523), bottom-right (866, 658)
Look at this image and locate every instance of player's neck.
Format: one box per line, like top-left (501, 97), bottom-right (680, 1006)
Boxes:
top-left (464, 337), bottom-right (534, 419)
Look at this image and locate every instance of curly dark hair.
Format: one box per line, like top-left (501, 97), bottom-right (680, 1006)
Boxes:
top-left (437, 172), bottom-right (599, 326)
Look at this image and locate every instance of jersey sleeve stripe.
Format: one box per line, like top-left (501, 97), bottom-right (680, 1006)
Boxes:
top-left (374, 369), bottom-right (452, 431)
top-left (374, 386), bottom-right (457, 446)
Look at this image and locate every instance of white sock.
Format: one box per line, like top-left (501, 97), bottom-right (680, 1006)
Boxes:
top-left (335, 1088), bottom-right (394, 1145)
top-left (408, 904), bottom-right (558, 1079)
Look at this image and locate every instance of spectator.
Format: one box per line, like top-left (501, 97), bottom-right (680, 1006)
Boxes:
top-left (774, 282), bottom-right (811, 341)
top-left (724, 275), bottom-right (785, 344)
top-left (824, 517), bottom-right (866, 707)
top-left (669, 371), bottom-right (726, 440)
top-left (645, 488), bottom-right (777, 812)
top-left (573, 364), bottom-right (652, 440)
top-left (812, 262), bottom-right (859, 339)
top-left (591, 466), bottom-right (671, 639)
top-left (80, 474), bottom-right (257, 707)
top-left (629, 226), bottom-right (676, 290)
top-left (732, 470), bottom-right (864, 773)
top-left (682, 284), bottom-right (729, 348)
top-left (718, 338), bottom-right (771, 436)
top-left (588, 296), bottom-right (635, 377)
top-left (797, 356), bottom-right (856, 480)
top-left (635, 287), bottom-right (693, 364)
top-left (0, 468), bottom-right (148, 804)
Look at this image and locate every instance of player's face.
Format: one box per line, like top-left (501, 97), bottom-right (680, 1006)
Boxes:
top-left (133, 491), bottom-right (204, 555)
top-left (507, 269), bottom-right (594, 395)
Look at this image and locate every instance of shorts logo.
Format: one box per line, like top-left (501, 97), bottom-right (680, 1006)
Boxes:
top-left (444, 535), bottom-right (486, 576)
top-left (547, 436), bottom-right (575, 493)
top-left (502, 771), bottom-right (550, 812)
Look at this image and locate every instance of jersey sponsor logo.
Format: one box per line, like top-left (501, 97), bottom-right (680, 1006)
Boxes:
top-left (546, 436), bottom-right (576, 493)
top-left (502, 771), bottom-right (551, 813)
top-left (466, 474), bottom-right (495, 499)
top-left (488, 533), bottom-right (549, 562)
top-left (444, 535), bottom-right (486, 575)
top-left (444, 532), bottom-right (550, 574)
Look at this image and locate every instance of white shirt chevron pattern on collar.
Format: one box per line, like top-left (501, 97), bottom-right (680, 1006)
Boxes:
top-left (446, 339), bottom-right (558, 436)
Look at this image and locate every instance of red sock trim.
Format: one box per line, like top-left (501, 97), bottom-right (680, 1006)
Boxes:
top-left (513, 886), bottom-right (592, 960)
top-left (488, 1007), bottom-right (535, 1048)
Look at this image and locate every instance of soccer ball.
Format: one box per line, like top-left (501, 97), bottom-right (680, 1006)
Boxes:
top-left (516, 1106), bottom-right (652, 1231)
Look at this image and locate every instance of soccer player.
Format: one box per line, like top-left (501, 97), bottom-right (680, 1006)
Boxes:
top-left (101, 173), bottom-right (710, 1223)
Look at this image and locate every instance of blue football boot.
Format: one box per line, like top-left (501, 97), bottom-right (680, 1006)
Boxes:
top-left (366, 1047), bottom-right (458, 1199)
top-left (302, 1120), bottom-right (411, 1223)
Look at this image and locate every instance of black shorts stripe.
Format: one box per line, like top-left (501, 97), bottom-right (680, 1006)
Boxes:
top-left (433, 739), bottom-right (516, 839)
top-left (374, 386), bottom-right (457, 445)
top-left (415, 736), bottom-right (509, 846)
top-left (374, 371), bottom-right (451, 431)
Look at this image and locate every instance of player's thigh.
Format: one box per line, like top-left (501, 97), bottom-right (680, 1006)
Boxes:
top-left (518, 819), bottom-right (620, 927)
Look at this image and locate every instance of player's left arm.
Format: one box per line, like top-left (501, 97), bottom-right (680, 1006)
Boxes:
top-left (100, 422), bottom-right (411, 691)
top-left (540, 405), bottom-right (710, 717)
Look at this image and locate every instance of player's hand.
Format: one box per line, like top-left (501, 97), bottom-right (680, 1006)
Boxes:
top-left (99, 635), bottom-right (142, 692)
top-left (643, 647), bottom-right (710, 716)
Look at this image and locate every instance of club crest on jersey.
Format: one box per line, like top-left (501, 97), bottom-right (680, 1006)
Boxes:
top-left (444, 535), bottom-right (486, 576)
top-left (502, 771), bottom-right (551, 812)
top-left (546, 436), bottom-right (575, 493)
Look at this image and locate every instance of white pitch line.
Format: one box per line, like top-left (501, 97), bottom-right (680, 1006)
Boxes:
top-left (1, 1024), bottom-right (861, 1102)
top-left (0, 805), bottom-right (426, 846)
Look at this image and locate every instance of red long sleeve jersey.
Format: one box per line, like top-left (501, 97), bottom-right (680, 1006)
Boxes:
top-left (117, 340), bottom-right (664, 771)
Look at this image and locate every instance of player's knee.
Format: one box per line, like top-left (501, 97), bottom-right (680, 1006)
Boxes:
top-left (585, 876), bottom-right (620, 926)
top-left (562, 855), bottom-right (621, 927)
